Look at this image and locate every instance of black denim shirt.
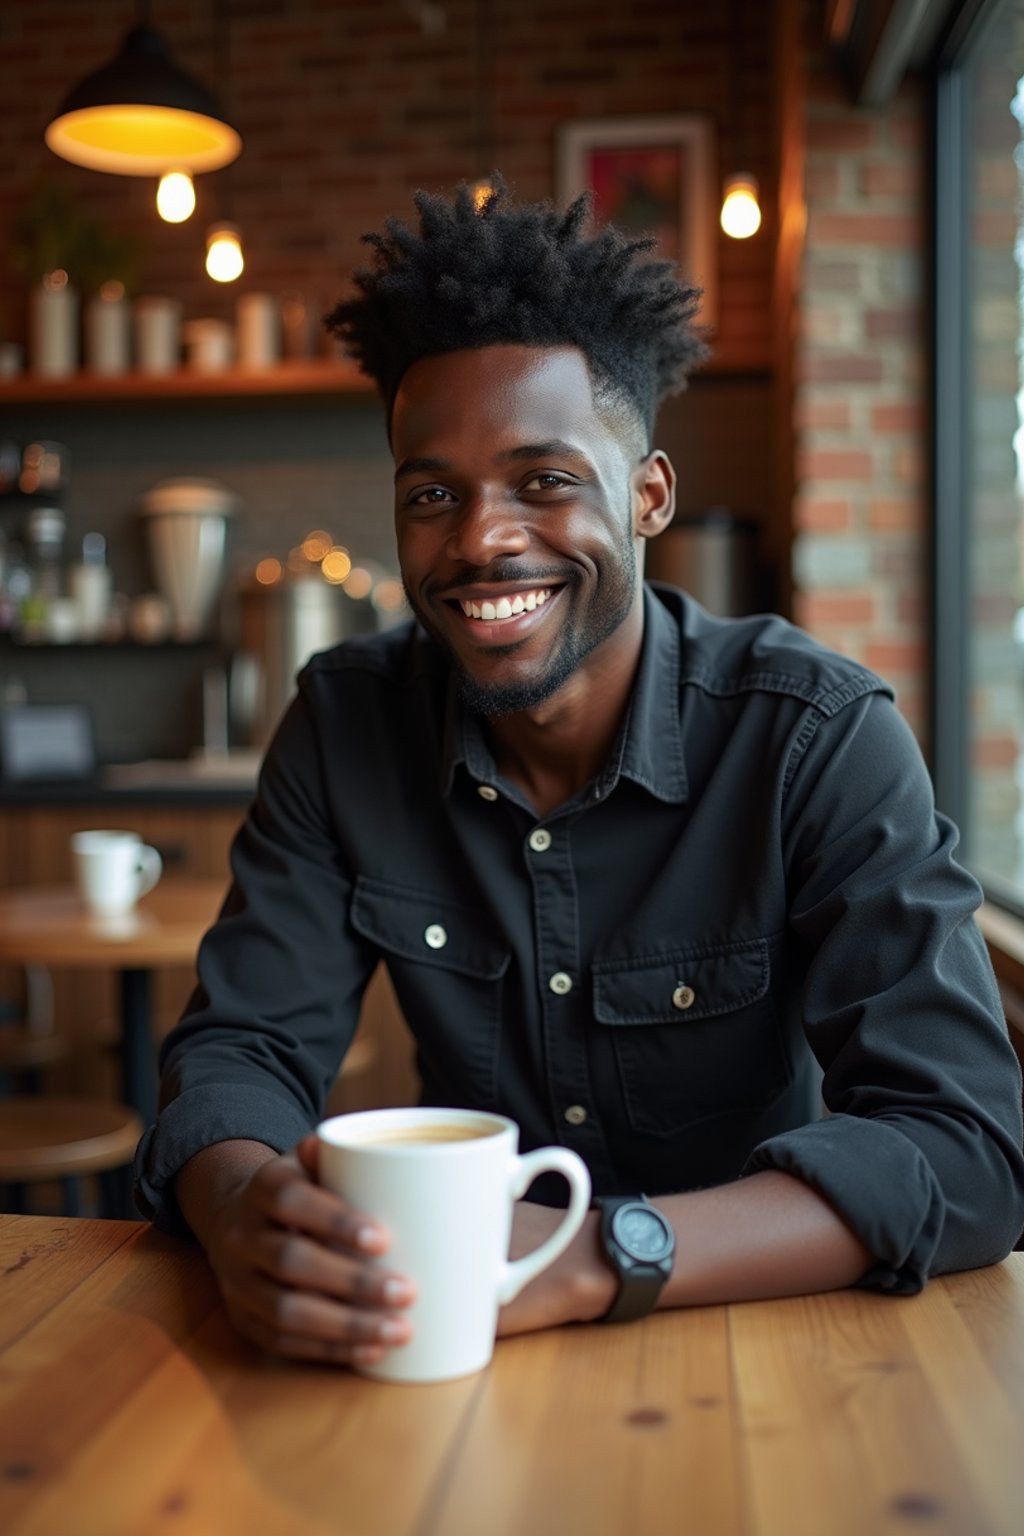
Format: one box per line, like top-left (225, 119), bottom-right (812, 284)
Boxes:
top-left (136, 585), bottom-right (1024, 1290)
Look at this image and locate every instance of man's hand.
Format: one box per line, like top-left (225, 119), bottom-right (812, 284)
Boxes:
top-left (497, 1203), bottom-right (615, 1337)
top-left (179, 1135), bottom-right (416, 1366)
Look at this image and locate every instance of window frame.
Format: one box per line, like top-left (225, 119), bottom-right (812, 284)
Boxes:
top-left (932, 0), bottom-right (1024, 920)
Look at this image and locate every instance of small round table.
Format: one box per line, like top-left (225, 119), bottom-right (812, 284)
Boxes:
top-left (0, 879), bottom-right (227, 1127)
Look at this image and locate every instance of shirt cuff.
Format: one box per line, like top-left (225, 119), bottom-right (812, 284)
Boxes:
top-left (741, 1113), bottom-right (945, 1294)
top-left (133, 1083), bottom-right (316, 1238)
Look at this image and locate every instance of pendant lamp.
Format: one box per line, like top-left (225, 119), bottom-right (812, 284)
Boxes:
top-left (45, 23), bottom-right (241, 178)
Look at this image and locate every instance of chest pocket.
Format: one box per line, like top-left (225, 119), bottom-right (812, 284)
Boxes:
top-left (351, 875), bottom-right (511, 1108)
top-left (592, 937), bottom-right (790, 1136)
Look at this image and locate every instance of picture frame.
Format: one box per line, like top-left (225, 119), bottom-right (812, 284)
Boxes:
top-left (556, 115), bottom-right (717, 329)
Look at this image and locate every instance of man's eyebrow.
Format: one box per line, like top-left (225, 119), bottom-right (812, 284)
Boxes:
top-left (394, 456), bottom-right (450, 480)
top-left (498, 440), bottom-right (589, 464)
top-left (394, 440), bottom-right (592, 481)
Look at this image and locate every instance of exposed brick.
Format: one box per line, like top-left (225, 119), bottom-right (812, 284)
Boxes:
top-left (805, 162), bottom-right (841, 199)
top-left (870, 402), bottom-right (923, 433)
top-left (811, 212), bottom-right (922, 246)
top-left (807, 119), bottom-right (877, 153)
top-left (864, 640), bottom-right (926, 675)
top-left (794, 497), bottom-right (853, 532)
top-left (858, 162), bottom-right (918, 199)
top-left (869, 497), bottom-right (923, 531)
top-left (798, 449), bottom-right (875, 481)
top-left (800, 354), bottom-right (885, 384)
top-left (973, 737), bottom-right (1019, 770)
top-left (798, 591), bottom-right (878, 626)
top-left (865, 307), bottom-right (921, 340)
top-left (795, 398), bottom-right (852, 430)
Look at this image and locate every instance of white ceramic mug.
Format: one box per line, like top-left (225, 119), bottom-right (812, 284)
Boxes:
top-left (70, 830), bottom-right (163, 917)
top-left (317, 1106), bottom-right (592, 1384)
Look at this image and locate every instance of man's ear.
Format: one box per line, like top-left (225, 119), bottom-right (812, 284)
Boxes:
top-left (632, 450), bottom-right (676, 541)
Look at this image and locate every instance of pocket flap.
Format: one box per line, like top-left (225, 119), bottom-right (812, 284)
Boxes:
top-left (593, 939), bottom-right (769, 1025)
top-left (351, 876), bottom-right (510, 980)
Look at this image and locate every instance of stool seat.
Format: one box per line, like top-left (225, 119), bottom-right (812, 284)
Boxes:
top-left (0, 1096), bottom-right (143, 1182)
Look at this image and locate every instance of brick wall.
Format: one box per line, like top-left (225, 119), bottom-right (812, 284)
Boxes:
top-left (0, 0), bottom-right (774, 376)
top-left (792, 58), bottom-right (929, 743)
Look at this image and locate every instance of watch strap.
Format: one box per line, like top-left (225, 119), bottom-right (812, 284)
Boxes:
top-left (596, 1195), bottom-right (674, 1325)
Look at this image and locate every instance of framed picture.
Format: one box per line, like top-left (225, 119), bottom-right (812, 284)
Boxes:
top-left (556, 115), bottom-right (716, 329)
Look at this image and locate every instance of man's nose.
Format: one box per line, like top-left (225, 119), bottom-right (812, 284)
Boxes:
top-left (445, 493), bottom-right (529, 565)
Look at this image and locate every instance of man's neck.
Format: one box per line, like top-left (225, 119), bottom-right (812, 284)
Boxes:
top-left (484, 614), bottom-right (644, 818)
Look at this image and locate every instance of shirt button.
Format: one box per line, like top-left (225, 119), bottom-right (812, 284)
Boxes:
top-left (549, 971), bottom-right (573, 995)
top-left (564, 1104), bottom-right (588, 1127)
top-left (424, 924), bottom-right (448, 950)
top-left (528, 828), bottom-right (552, 852)
top-left (477, 785), bottom-right (498, 801)
top-left (672, 983), bottom-right (696, 1010)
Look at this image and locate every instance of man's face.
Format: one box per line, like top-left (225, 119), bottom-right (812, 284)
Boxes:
top-left (391, 344), bottom-right (657, 718)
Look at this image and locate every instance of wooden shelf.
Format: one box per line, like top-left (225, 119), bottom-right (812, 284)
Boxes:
top-left (0, 357), bottom-right (372, 404)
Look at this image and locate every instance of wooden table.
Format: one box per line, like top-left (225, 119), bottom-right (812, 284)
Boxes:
top-left (1, 1216), bottom-right (1021, 1536)
top-left (0, 880), bottom-right (225, 1126)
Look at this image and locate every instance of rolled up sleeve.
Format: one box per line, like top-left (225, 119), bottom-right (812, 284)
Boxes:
top-left (743, 692), bottom-right (1024, 1292)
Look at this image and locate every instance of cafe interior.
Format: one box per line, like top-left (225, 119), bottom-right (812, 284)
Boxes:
top-left (0, 1), bottom-right (1023, 1531)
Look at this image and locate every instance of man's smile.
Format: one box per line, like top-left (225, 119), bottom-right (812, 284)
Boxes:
top-left (459, 587), bottom-right (552, 621)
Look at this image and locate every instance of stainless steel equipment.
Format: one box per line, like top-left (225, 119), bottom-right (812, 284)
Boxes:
top-left (646, 508), bottom-right (761, 617)
top-left (236, 573), bottom-right (374, 745)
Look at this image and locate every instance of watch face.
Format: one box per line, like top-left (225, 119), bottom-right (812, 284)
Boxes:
top-left (612, 1204), bottom-right (673, 1261)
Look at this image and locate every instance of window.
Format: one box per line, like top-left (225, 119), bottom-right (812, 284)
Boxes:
top-left (935, 0), bottom-right (1024, 911)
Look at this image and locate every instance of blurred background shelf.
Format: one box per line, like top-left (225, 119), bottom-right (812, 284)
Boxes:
top-left (0, 358), bottom-right (370, 404)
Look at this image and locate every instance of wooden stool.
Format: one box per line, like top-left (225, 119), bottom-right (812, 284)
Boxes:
top-left (0, 964), bottom-right (63, 1093)
top-left (0, 1096), bottom-right (144, 1219)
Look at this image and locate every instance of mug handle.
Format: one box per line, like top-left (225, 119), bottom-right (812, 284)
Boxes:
top-left (497, 1147), bottom-right (592, 1305)
top-left (135, 845), bottom-right (163, 899)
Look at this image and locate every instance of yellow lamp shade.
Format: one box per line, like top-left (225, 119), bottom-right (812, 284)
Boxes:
top-left (45, 26), bottom-right (241, 176)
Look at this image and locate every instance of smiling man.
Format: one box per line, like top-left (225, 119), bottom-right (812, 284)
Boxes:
top-left (136, 182), bottom-right (1024, 1366)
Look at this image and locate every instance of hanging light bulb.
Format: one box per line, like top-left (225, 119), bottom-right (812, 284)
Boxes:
top-left (205, 221), bottom-right (244, 282)
top-left (720, 173), bottom-right (762, 240)
top-left (156, 168), bottom-right (196, 223)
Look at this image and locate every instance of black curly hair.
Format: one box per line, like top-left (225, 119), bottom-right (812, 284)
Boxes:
top-left (324, 178), bottom-right (709, 447)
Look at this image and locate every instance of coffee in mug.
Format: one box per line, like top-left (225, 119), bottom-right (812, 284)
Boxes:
top-left (317, 1106), bottom-right (592, 1384)
top-left (71, 829), bottom-right (163, 917)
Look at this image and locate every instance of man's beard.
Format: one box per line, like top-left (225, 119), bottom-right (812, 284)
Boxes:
top-left (407, 534), bottom-right (637, 720)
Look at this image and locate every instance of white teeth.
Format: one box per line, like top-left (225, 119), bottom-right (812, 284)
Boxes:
top-left (460, 588), bottom-right (551, 622)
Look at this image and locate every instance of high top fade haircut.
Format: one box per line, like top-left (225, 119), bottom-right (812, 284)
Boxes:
top-left (324, 178), bottom-right (709, 451)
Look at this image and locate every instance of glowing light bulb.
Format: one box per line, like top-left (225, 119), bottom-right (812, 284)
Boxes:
top-left (156, 169), bottom-right (196, 223)
top-left (205, 221), bottom-right (244, 282)
top-left (720, 174), bottom-right (762, 240)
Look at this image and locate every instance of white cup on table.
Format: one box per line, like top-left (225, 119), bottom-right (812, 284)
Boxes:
top-left (317, 1106), bottom-right (592, 1384)
top-left (71, 830), bottom-right (163, 918)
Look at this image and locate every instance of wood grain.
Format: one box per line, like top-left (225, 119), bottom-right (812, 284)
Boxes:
top-left (2, 1218), bottom-right (1022, 1536)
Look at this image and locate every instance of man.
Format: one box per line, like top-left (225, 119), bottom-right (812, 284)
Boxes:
top-left (136, 182), bottom-right (1024, 1368)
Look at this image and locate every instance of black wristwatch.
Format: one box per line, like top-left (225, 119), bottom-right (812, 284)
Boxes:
top-left (595, 1195), bottom-right (676, 1324)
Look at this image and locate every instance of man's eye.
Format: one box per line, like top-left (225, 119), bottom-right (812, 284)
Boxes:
top-left (409, 486), bottom-right (453, 505)
top-left (523, 473), bottom-right (569, 491)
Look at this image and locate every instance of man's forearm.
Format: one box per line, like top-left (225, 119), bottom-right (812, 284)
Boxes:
top-left (175, 1140), bottom-right (279, 1250)
top-left (503, 1169), bottom-right (876, 1337)
top-left (655, 1169), bottom-right (874, 1309)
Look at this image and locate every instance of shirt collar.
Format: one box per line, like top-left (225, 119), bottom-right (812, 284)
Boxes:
top-left (439, 584), bottom-right (688, 805)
